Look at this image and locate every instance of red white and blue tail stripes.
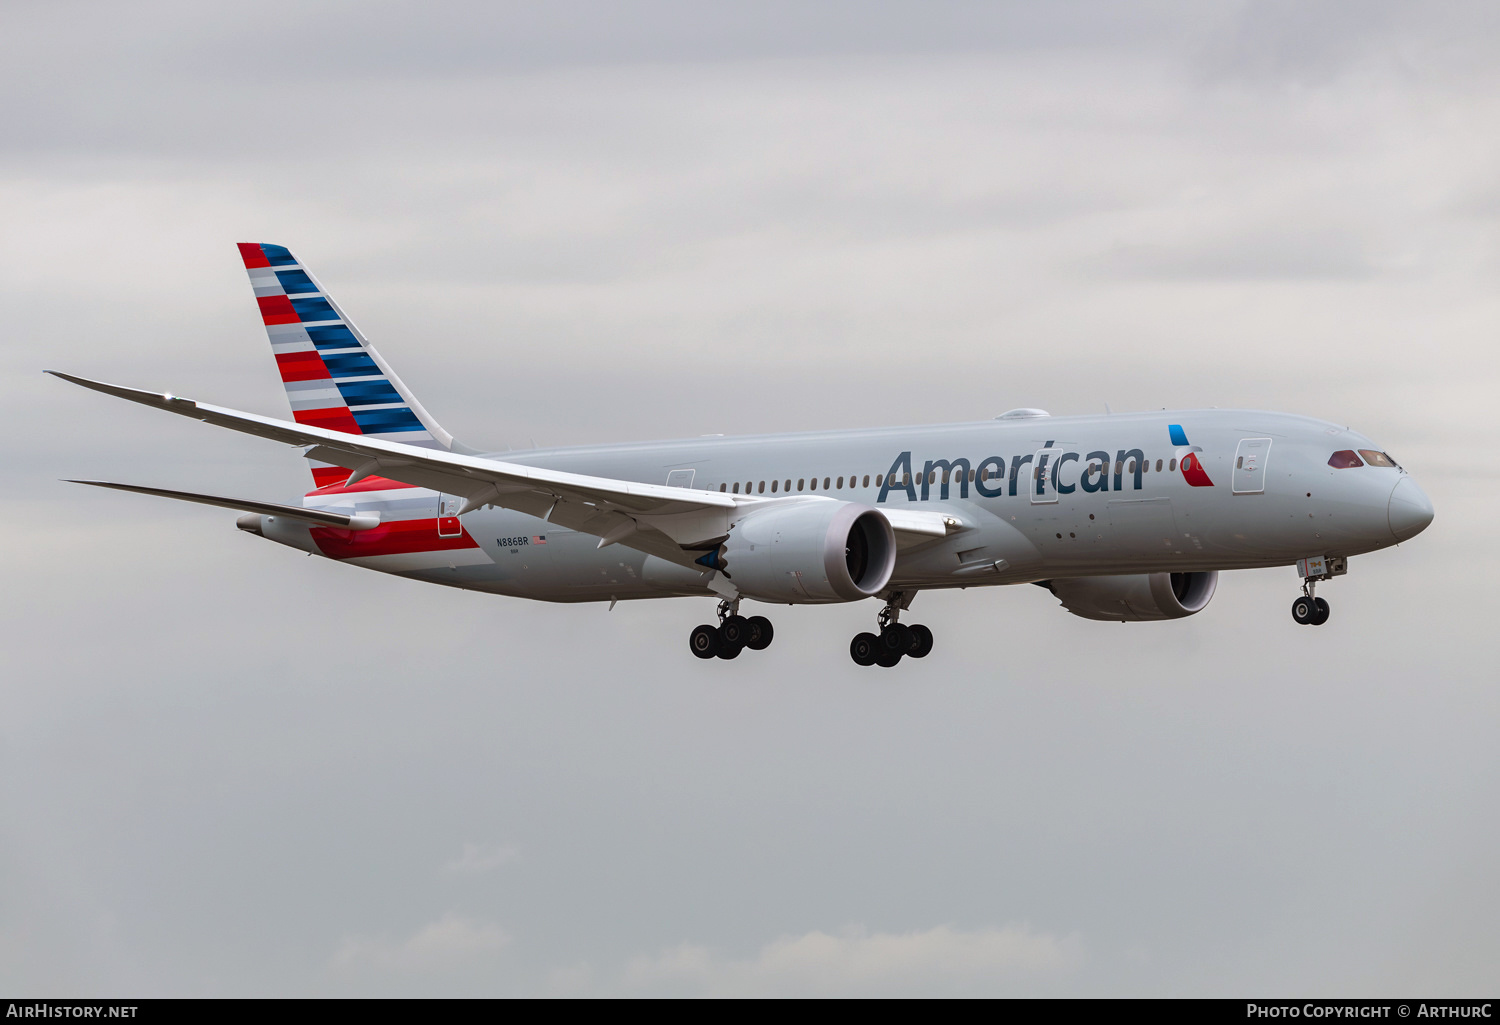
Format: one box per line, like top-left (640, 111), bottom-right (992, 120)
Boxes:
top-left (237, 243), bottom-right (454, 488)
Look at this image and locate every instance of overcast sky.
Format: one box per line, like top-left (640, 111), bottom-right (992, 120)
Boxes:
top-left (2, 0), bottom-right (1498, 997)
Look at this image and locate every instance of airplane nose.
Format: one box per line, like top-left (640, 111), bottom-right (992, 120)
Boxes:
top-left (1388, 477), bottom-right (1434, 541)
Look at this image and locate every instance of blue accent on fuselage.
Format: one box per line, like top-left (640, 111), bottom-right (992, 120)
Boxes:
top-left (307, 325), bottom-right (359, 349)
top-left (337, 379), bottom-right (404, 405)
top-left (274, 269), bottom-right (318, 295)
top-left (320, 353), bottom-right (382, 378)
top-left (259, 244), bottom-right (298, 267)
top-left (290, 296), bottom-right (339, 323)
top-left (351, 407), bottom-right (425, 432)
top-left (1169, 424), bottom-right (1189, 447)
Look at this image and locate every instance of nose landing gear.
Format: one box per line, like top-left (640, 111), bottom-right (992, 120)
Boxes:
top-left (1291, 559), bottom-right (1335, 626)
top-left (1291, 591), bottom-right (1330, 626)
top-left (850, 591), bottom-right (933, 667)
top-left (689, 599), bottom-right (775, 660)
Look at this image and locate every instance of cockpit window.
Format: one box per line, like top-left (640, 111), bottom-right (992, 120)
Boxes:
top-left (1359, 450), bottom-right (1398, 468)
top-left (1328, 450), bottom-right (1364, 469)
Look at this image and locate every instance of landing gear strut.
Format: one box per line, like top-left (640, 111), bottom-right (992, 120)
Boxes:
top-left (689, 598), bottom-right (774, 660)
top-left (851, 591), bottom-right (933, 667)
top-left (1291, 576), bottom-right (1331, 627)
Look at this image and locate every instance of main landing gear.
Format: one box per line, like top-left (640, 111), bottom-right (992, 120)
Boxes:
top-left (689, 599), bottom-right (775, 660)
top-left (1291, 580), bottom-right (1331, 626)
top-left (850, 592), bottom-right (933, 668)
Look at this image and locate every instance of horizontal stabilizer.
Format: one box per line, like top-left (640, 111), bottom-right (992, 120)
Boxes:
top-left (64, 480), bottom-right (380, 530)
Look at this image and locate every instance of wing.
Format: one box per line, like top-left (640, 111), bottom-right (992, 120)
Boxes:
top-left (50, 371), bottom-right (757, 568)
top-left (50, 371), bottom-right (964, 566)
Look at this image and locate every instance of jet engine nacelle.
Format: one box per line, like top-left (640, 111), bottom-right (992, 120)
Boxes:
top-left (715, 499), bottom-right (896, 604)
top-left (1047, 571), bottom-right (1218, 622)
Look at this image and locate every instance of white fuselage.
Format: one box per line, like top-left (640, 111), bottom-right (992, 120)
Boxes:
top-left (256, 408), bottom-right (1427, 606)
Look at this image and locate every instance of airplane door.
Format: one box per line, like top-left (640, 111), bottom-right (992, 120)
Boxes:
top-left (665, 469), bottom-right (695, 488)
top-left (437, 494), bottom-right (463, 537)
top-left (1030, 447), bottom-right (1062, 505)
top-left (1232, 438), bottom-right (1272, 495)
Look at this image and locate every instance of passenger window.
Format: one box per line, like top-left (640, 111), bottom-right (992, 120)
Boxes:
top-left (1128, 460), bottom-right (1136, 473)
top-left (1359, 450), bottom-right (1397, 468)
top-left (757, 481), bottom-right (765, 494)
top-left (784, 480), bottom-right (791, 492)
top-left (1169, 458), bottom-right (1176, 471)
top-left (732, 482), bottom-right (740, 493)
top-left (797, 479), bottom-right (804, 491)
top-left (969, 469), bottom-right (976, 483)
top-left (837, 476), bottom-right (844, 489)
top-left (1156, 459), bottom-right (1162, 472)
top-left (1236, 457), bottom-right (1243, 469)
top-left (771, 480), bottom-right (778, 493)
top-left (719, 483), bottom-right (726, 492)
top-left (903, 473), bottom-right (911, 486)
top-left (824, 477), bottom-right (830, 490)
top-left (1328, 450), bottom-right (1364, 469)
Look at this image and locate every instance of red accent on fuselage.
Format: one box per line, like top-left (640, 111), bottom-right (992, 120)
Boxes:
top-left (310, 518), bottom-right (478, 560)
top-left (1181, 452), bottom-right (1214, 487)
top-left (309, 466), bottom-right (349, 489)
top-left (237, 242), bottom-right (270, 268)
top-left (305, 474), bottom-right (419, 497)
top-left (293, 406), bottom-right (361, 433)
top-left (275, 351), bottom-right (331, 382)
top-left (257, 294), bottom-right (299, 325)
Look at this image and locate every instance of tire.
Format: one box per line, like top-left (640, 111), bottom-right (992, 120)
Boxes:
top-left (746, 616), bottom-right (774, 650)
top-left (716, 635), bottom-right (742, 659)
top-left (850, 632), bottom-right (879, 666)
top-left (907, 624), bottom-right (934, 658)
top-left (1291, 596), bottom-right (1315, 625)
top-left (1311, 597), bottom-right (1330, 626)
top-left (875, 648), bottom-right (903, 668)
top-left (689, 624), bottom-right (719, 659)
top-left (721, 615), bottom-right (750, 648)
top-left (880, 624), bottom-right (912, 653)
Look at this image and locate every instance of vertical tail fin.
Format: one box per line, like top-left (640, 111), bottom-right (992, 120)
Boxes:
top-left (237, 242), bottom-right (458, 489)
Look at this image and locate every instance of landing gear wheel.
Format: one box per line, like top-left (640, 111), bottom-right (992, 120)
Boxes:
top-left (875, 648), bottom-right (903, 668)
top-left (720, 615), bottom-right (750, 648)
top-left (1311, 597), bottom-right (1330, 626)
top-left (716, 628), bottom-right (742, 659)
top-left (689, 624), bottom-right (720, 659)
top-left (880, 624), bottom-right (912, 654)
top-left (746, 616), bottom-right (774, 650)
top-left (850, 632), bottom-right (879, 666)
top-left (907, 624), bottom-right (933, 658)
top-left (1291, 596), bottom-right (1316, 625)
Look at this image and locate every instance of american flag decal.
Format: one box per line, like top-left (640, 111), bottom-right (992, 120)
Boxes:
top-left (532, 535), bottom-right (547, 545)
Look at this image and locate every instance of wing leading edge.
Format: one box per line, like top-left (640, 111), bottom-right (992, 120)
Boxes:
top-left (49, 371), bottom-right (752, 569)
top-left (49, 371), bottom-right (962, 566)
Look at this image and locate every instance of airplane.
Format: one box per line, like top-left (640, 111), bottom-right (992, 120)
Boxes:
top-left (51, 242), bottom-right (1435, 667)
